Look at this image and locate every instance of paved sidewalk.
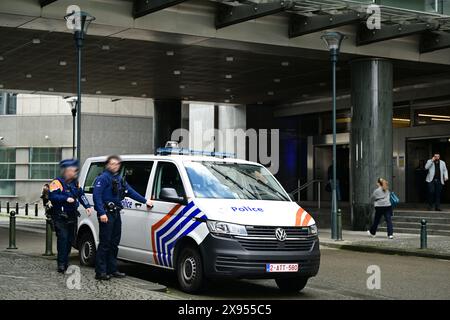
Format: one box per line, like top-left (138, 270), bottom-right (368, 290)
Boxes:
top-left (0, 227), bottom-right (176, 300)
top-left (319, 229), bottom-right (450, 260)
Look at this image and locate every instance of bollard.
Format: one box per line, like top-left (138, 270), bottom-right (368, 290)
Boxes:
top-left (25, 203), bottom-right (29, 216)
top-left (15, 202), bottom-right (19, 215)
top-left (336, 208), bottom-right (343, 240)
top-left (6, 202), bottom-right (10, 214)
top-left (420, 219), bottom-right (427, 249)
top-left (7, 211), bottom-right (17, 249)
top-left (0, 201), bottom-right (2, 212)
top-left (43, 216), bottom-right (54, 256)
top-left (35, 203), bottom-right (38, 217)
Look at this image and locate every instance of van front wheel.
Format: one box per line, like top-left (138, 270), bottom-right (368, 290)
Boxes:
top-left (176, 245), bottom-right (205, 293)
top-left (275, 277), bottom-right (308, 293)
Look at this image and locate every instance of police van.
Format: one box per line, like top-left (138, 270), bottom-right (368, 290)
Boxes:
top-left (76, 146), bottom-right (320, 293)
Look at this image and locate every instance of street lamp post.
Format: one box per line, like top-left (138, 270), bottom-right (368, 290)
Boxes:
top-left (64, 10), bottom-right (95, 160)
top-left (66, 98), bottom-right (77, 158)
top-left (321, 32), bottom-right (344, 240)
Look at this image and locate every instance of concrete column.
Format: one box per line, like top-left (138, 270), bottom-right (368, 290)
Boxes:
top-left (350, 58), bottom-right (393, 230)
top-left (153, 99), bottom-right (181, 149)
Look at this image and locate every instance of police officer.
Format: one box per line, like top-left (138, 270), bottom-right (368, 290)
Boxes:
top-left (48, 159), bottom-right (93, 273)
top-left (93, 155), bottom-right (153, 280)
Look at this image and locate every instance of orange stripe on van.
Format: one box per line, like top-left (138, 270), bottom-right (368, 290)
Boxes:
top-left (302, 213), bottom-right (312, 227)
top-left (295, 207), bottom-right (304, 226)
top-left (151, 204), bottom-right (182, 264)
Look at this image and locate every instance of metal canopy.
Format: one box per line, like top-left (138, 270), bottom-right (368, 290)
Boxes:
top-left (212, 0), bottom-right (450, 52)
top-left (420, 31), bottom-right (450, 53)
top-left (39, 0), bottom-right (57, 7)
top-left (216, 1), bottom-right (292, 29)
top-left (357, 22), bottom-right (437, 46)
top-left (133, 0), bottom-right (189, 18)
top-left (289, 10), bottom-right (363, 38)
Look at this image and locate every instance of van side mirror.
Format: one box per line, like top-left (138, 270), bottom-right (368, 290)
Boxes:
top-left (159, 187), bottom-right (186, 204)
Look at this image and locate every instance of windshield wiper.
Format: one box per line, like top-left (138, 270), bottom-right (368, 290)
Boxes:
top-left (234, 167), bottom-right (290, 201)
top-left (209, 166), bottom-right (258, 200)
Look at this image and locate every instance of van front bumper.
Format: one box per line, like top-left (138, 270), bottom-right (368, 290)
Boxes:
top-left (198, 234), bottom-right (320, 279)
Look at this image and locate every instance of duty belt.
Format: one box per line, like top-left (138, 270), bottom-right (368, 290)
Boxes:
top-left (104, 202), bottom-right (121, 215)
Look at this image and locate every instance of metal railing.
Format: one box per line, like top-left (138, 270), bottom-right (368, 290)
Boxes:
top-left (289, 179), bottom-right (323, 209)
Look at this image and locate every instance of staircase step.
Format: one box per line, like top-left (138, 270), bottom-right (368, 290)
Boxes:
top-left (389, 221), bottom-right (450, 231)
top-left (392, 216), bottom-right (450, 224)
top-left (378, 226), bottom-right (450, 237)
top-left (393, 210), bottom-right (450, 219)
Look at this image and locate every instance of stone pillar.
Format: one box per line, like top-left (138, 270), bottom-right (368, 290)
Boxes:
top-left (350, 58), bottom-right (393, 230)
top-left (153, 99), bottom-right (181, 149)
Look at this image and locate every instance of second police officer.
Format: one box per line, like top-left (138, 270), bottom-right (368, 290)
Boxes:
top-left (48, 159), bottom-right (93, 273)
top-left (93, 155), bottom-right (153, 280)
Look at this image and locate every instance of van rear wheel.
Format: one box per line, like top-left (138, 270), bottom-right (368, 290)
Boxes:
top-left (78, 232), bottom-right (96, 267)
top-left (176, 245), bottom-right (205, 293)
top-left (275, 277), bottom-right (308, 293)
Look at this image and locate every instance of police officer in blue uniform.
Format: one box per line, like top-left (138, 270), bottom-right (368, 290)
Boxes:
top-left (93, 155), bottom-right (153, 280)
top-left (48, 159), bottom-right (93, 273)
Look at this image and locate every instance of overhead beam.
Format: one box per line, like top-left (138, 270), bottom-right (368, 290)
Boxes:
top-left (39, 0), bottom-right (57, 7)
top-left (289, 11), bottom-right (363, 38)
top-left (357, 22), bottom-right (436, 46)
top-left (133, 0), bottom-right (188, 19)
top-left (216, 1), bottom-right (290, 29)
top-left (420, 31), bottom-right (450, 53)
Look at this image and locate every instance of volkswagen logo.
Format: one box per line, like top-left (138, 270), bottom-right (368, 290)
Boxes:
top-left (275, 228), bottom-right (287, 242)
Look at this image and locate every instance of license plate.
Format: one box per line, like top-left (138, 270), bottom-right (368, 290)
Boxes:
top-left (265, 263), bottom-right (299, 273)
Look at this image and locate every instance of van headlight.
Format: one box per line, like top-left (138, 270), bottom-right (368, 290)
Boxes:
top-left (207, 220), bottom-right (248, 237)
top-left (309, 224), bottom-right (318, 235)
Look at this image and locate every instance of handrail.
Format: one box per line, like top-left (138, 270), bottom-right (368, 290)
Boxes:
top-left (289, 179), bottom-right (323, 209)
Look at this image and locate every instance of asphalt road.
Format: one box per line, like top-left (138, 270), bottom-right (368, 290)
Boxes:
top-left (1, 226), bottom-right (449, 300)
top-left (117, 246), bottom-right (450, 300)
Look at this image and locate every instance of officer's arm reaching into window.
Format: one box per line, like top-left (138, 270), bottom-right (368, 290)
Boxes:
top-left (124, 181), bottom-right (153, 208)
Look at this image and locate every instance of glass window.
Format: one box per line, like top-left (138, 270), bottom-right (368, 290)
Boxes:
top-left (0, 164), bottom-right (16, 179)
top-left (153, 162), bottom-right (186, 201)
top-left (29, 164), bottom-right (59, 180)
top-left (184, 161), bottom-right (290, 201)
top-left (83, 162), bottom-right (105, 193)
top-left (122, 161), bottom-right (153, 196)
top-left (30, 148), bottom-right (62, 163)
top-left (0, 148), bottom-right (16, 162)
top-left (414, 106), bottom-right (450, 126)
top-left (0, 182), bottom-right (15, 196)
top-left (29, 147), bottom-right (62, 179)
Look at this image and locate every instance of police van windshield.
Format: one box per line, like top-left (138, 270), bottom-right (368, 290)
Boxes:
top-left (184, 161), bottom-right (290, 201)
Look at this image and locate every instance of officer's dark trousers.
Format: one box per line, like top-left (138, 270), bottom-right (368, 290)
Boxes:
top-left (369, 206), bottom-right (393, 236)
top-left (95, 212), bottom-right (122, 275)
top-left (54, 218), bottom-right (76, 268)
top-left (428, 178), bottom-right (443, 210)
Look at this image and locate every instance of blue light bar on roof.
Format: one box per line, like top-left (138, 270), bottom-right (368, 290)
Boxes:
top-left (156, 147), bottom-right (235, 158)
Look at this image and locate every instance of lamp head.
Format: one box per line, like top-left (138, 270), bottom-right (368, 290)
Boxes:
top-left (64, 10), bottom-right (95, 35)
top-left (321, 32), bottom-right (345, 51)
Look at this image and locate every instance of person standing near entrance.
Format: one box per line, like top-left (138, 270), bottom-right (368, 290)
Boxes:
top-left (93, 155), bottom-right (153, 280)
top-left (425, 153), bottom-right (448, 211)
top-left (368, 178), bottom-right (394, 239)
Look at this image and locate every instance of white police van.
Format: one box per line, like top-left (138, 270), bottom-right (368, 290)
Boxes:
top-left (76, 146), bottom-right (320, 293)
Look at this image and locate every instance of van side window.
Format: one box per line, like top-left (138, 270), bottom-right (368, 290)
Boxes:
top-left (153, 162), bottom-right (186, 201)
top-left (121, 161), bottom-right (154, 197)
top-left (84, 162), bottom-right (105, 193)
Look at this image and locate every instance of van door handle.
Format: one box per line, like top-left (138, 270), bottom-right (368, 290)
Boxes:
top-left (135, 203), bottom-right (142, 208)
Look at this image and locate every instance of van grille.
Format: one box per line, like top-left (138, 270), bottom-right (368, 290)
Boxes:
top-left (245, 225), bottom-right (310, 238)
top-left (236, 237), bottom-right (315, 251)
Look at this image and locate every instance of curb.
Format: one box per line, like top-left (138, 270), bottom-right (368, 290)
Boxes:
top-left (320, 241), bottom-right (450, 260)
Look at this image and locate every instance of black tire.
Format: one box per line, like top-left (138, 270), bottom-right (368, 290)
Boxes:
top-left (176, 244), bottom-right (205, 293)
top-left (78, 231), bottom-right (96, 267)
top-left (275, 277), bottom-right (308, 293)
